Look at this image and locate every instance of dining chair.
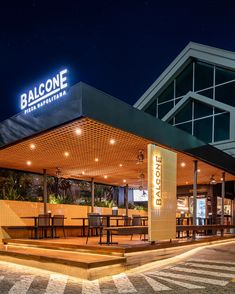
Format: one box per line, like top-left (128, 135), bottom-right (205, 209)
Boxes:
top-left (52, 215), bottom-right (66, 238)
top-left (36, 214), bottom-right (51, 239)
top-left (86, 213), bottom-right (102, 244)
top-left (131, 214), bottom-right (142, 240)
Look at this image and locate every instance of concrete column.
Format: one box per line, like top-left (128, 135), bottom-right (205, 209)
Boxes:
top-left (193, 160), bottom-right (198, 227)
top-left (91, 178), bottom-right (95, 213)
top-left (43, 169), bottom-right (47, 214)
top-left (221, 172), bottom-right (225, 226)
top-left (124, 184), bottom-right (129, 217)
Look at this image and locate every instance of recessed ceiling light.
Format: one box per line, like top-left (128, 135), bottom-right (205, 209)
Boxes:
top-left (26, 161), bottom-right (32, 166)
top-left (95, 158), bottom-right (99, 162)
top-left (185, 181), bottom-right (188, 185)
top-left (82, 171), bottom-right (85, 175)
top-left (75, 128), bottom-right (82, 135)
top-left (197, 169), bottom-right (201, 172)
top-left (180, 162), bottom-right (186, 167)
top-left (119, 163), bottom-right (123, 167)
top-left (110, 139), bottom-right (116, 145)
top-left (104, 175), bottom-right (108, 179)
top-left (64, 152), bottom-right (69, 157)
top-left (123, 179), bottom-right (126, 183)
top-left (30, 144), bottom-right (36, 150)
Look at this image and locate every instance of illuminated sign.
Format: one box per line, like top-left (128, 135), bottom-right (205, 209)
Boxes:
top-left (153, 155), bottom-right (162, 206)
top-left (20, 69), bottom-right (68, 114)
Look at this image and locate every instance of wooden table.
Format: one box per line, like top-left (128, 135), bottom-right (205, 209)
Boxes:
top-left (98, 215), bottom-right (125, 245)
top-left (21, 216), bottom-right (66, 239)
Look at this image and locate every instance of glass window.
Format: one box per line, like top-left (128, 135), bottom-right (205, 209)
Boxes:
top-left (194, 117), bottom-right (213, 143)
top-left (157, 101), bottom-right (174, 119)
top-left (175, 121), bottom-right (192, 134)
top-left (214, 107), bottom-right (224, 114)
top-left (196, 88), bottom-right (213, 99)
top-left (214, 113), bottom-right (230, 142)
top-left (215, 66), bottom-right (235, 85)
top-left (158, 82), bottom-right (174, 103)
top-left (144, 100), bottom-right (156, 117)
top-left (194, 100), bottom-right (213, 119)
top-left (195, 61), bottom-right (214, 91)
top-left (175, 101), bottom-right (192, 123)
top-left (215, 81), bottom-right (235, 107)
top-left (175, 63), bottom-right (193, 97)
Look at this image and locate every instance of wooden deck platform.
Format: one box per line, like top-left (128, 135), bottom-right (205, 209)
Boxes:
top-left (1, 234), bottom-right (235, 280)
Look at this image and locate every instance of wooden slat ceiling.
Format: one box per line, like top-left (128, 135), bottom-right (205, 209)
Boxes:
top-left (0, 118), bottom-right (234, 187)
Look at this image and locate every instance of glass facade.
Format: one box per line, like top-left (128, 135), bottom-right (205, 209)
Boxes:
top-left (144, 59), bottom-right (233, 143)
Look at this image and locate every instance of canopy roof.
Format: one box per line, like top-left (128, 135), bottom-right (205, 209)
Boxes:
top-left (0, 82), bottom-right (235, 187)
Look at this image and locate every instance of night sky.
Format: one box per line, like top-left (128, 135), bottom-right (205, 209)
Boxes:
top-left (1, 0), bottom-right (235, 121)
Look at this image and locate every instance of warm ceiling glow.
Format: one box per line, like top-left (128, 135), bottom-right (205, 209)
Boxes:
top-left (75, 128), bottom-right (82, 135)
top-left (82, 171), bottom-right (85, 175)
top-left (64, 152), bottom-right (69, 157)
top-left (119, 163), bottom-right (123, 167)
top-left (197, 169), bottom-right (201, 172)
top-left (95, 158), bottom-right (99, 162)
top-left (123, 179), bottom-right (126, 183)
top-left (104, 175), bottom-right (108, 179)
top-left (26, 161), bottom-right (32, 166)
top-left (186, 181), bottom-right (189, 185)
top-left (30, 144), bottom-right (36, 150)
top-left (180, 162), bottom-right (186, 167)
top-left (110, 139), bottom-right (116, 145)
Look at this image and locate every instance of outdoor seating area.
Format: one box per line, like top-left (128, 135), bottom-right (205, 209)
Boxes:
top-left (2, 209), bottom-right (149, 244)
top-left (2, 200), bottom-right (234, 246)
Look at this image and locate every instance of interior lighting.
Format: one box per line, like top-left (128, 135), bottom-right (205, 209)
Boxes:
top-left (95, 158), bottom-right (99, 162)
top-left (123, 179), bottom-right (126, 183)
top-left (185, 181), bottom-right (189, 185)
top-left (180, 162), bottom-right (186, 167)
top-left (209, 175), bottom-right (217, 185)
top-left (82, 171), bottom-right (85, 175)
top-left (30, 143), bottom-right (36, 150)
top-left (197, 169), bottom-right (201, 172)
top-left (75, 128), bottom-right (82, 135)
top-left (26, 161), bottom-right (32, 166)
top-left (110, 139), bottom-right (116, 145)
top-left (104, 175), bottom-right (108, 179)
top-left (64, 152), bottom-right (69, 157)
top-left (119, 164), bottom-right (123, 167)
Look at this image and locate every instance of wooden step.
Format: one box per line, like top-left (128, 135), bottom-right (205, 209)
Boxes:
top-left (2, 238), bottom-right (126, 256)
top-left (0, 244), bottom-right (126, 280)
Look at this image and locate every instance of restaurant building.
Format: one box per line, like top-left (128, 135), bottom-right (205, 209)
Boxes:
top-left (134, 42), bottom-right (235, 225)
top-left (0, 42), bottom-right (235, 244)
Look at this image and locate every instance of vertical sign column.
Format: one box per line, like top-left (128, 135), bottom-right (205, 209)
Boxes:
top-left (148, 144), bottom-right (177, 241)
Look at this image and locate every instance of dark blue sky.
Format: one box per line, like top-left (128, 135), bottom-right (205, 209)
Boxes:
top-left (1, 0), bottom-right (235, 121)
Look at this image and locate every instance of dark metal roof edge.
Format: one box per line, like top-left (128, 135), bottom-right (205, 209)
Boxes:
top-left (1, 82), bottom-right (235, 175)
